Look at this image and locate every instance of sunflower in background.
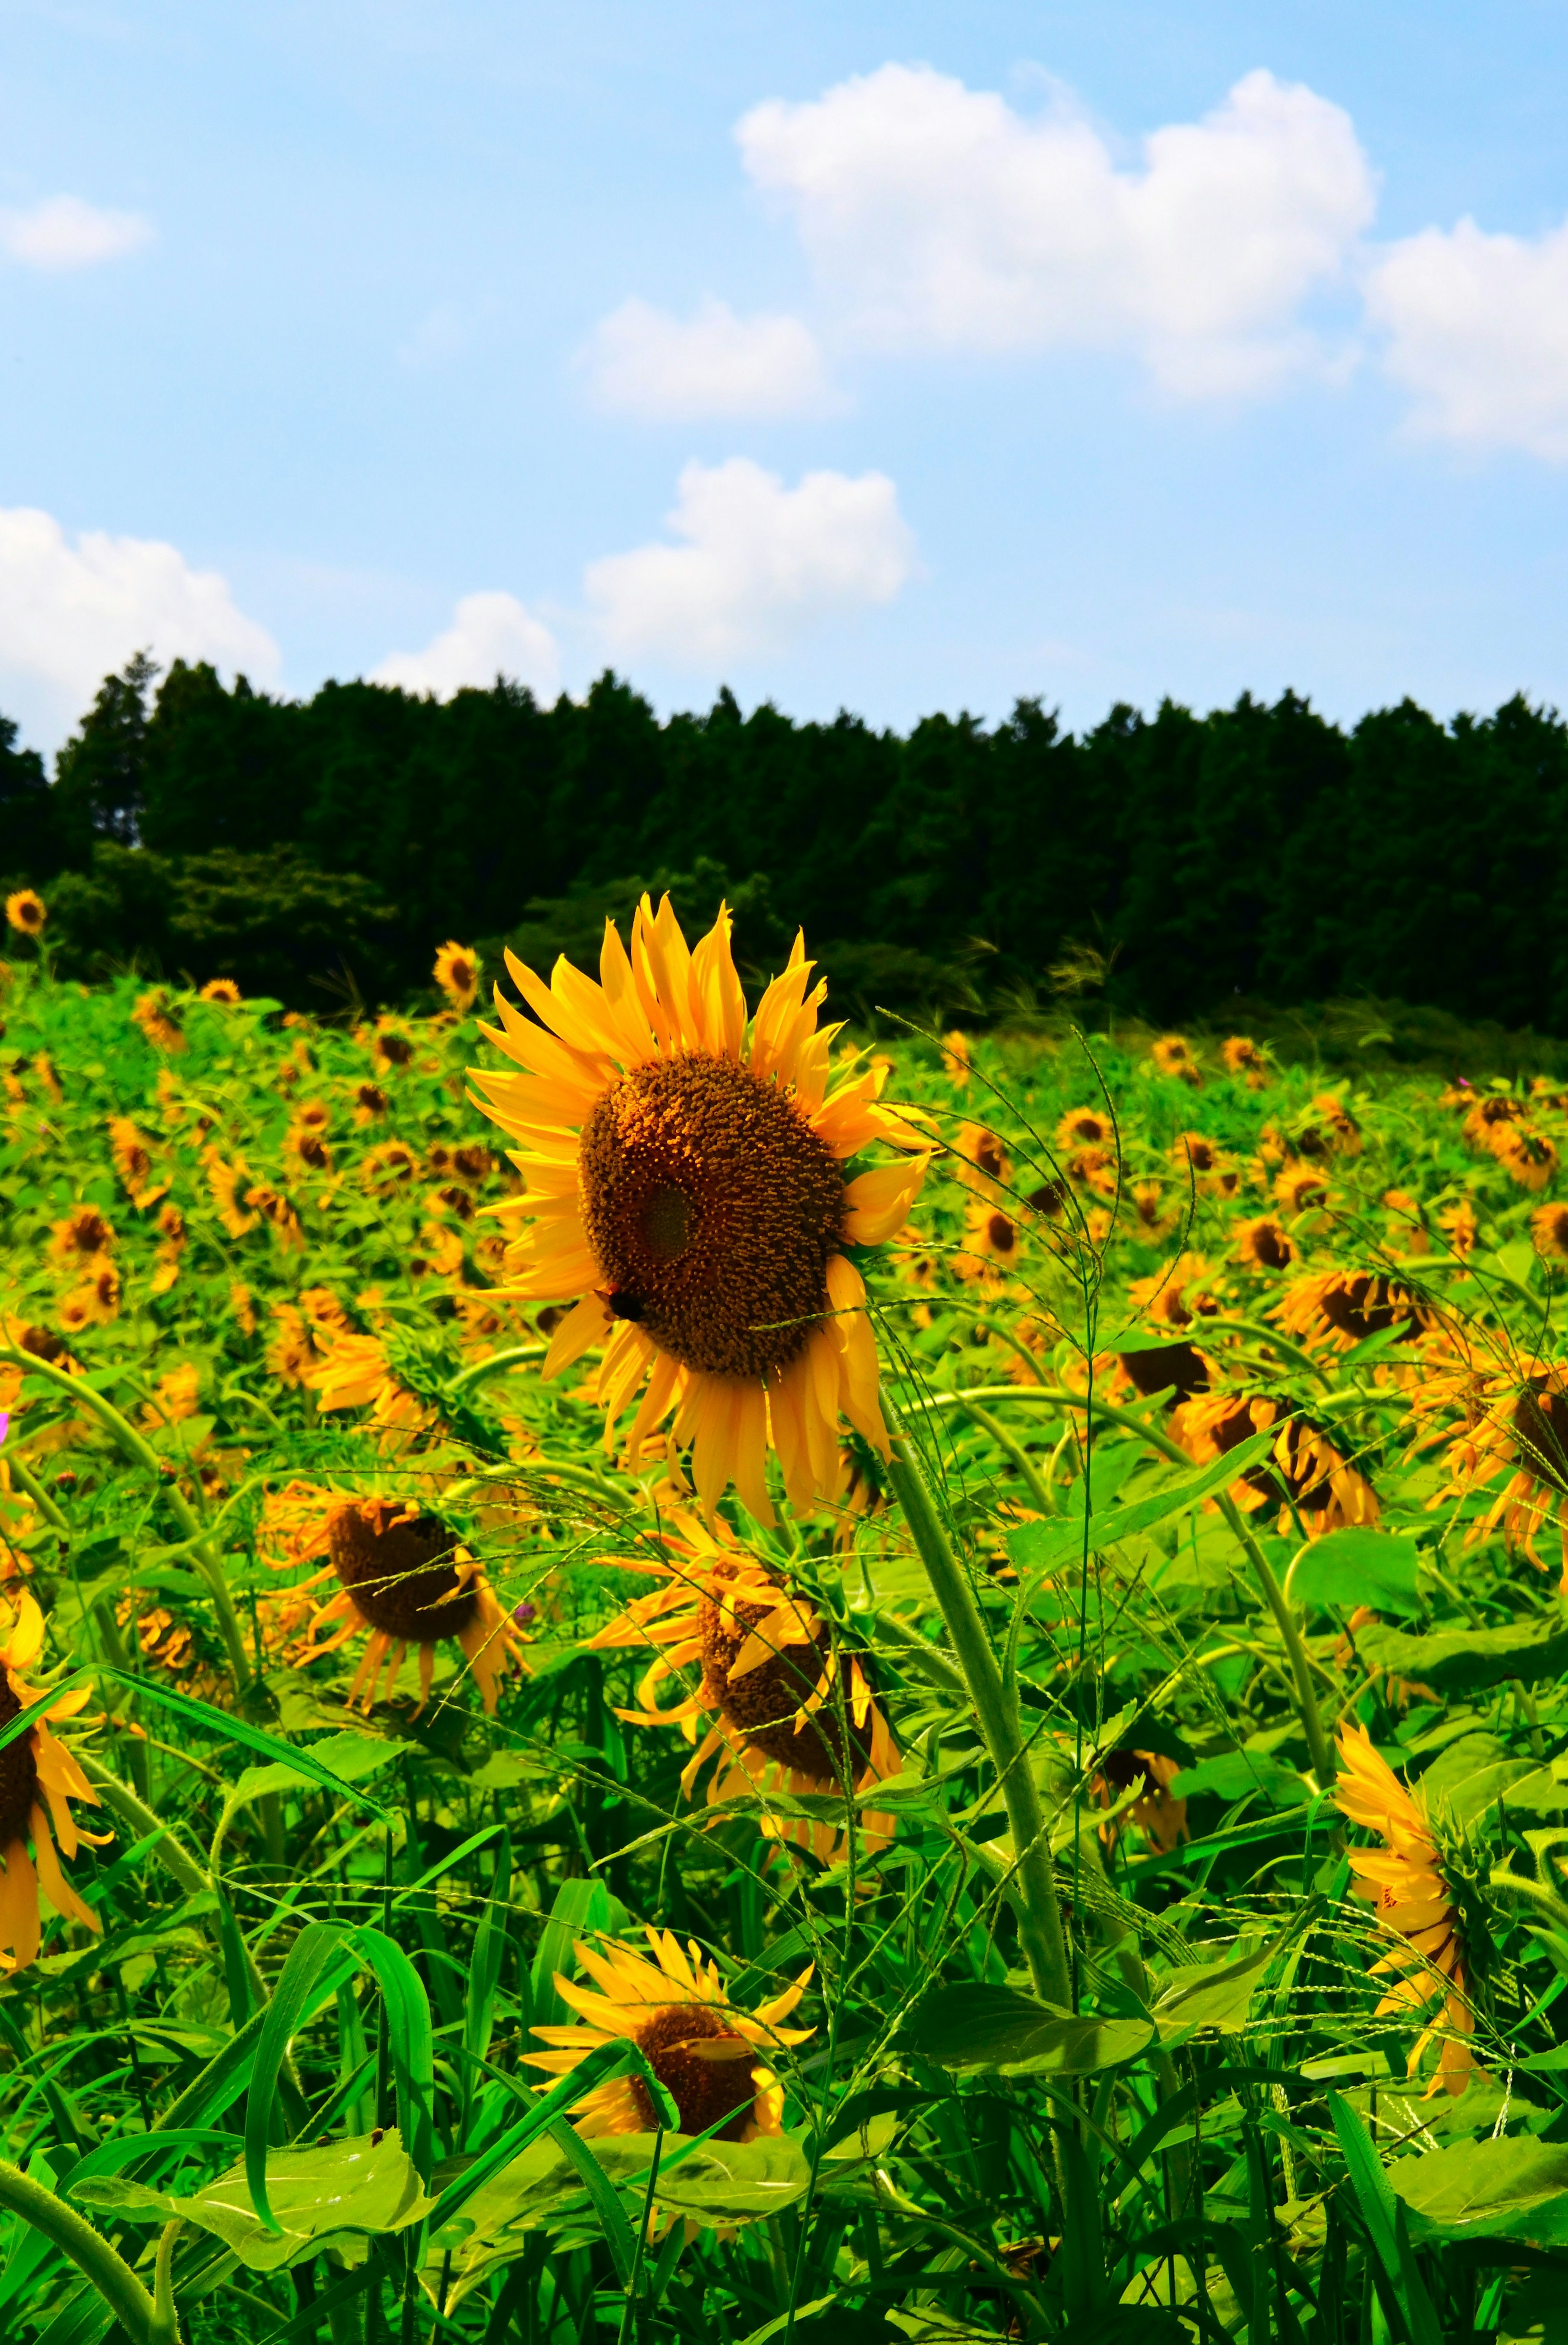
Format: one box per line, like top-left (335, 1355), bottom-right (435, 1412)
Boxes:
top-left (525, 1928), bottom-right (813, 2141)
top-left (4, 892), bottom-right (45, 941)
top-left (470, 898), bottom-right (927, 1522)
top-left (1151, 1034), bottom-right (1200, 1085)
top-left (199, 977), bottom-right (243, 1005)
top-left (434, 941), bottom-right (480, 1014)
top-left (1335, 1723), bottom-right (1477, 2096)
top-left (589, 1505), bottom-right (899, 1862)
top-left (0, 1589), bottom-right (108, 1971)
top-left (263, 1487), bottom-right (527, 1712)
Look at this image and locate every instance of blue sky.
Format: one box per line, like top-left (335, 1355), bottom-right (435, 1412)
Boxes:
top-left (5, 1), bottom-right (1568, 750)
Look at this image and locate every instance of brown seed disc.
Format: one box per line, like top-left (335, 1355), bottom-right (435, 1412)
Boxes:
top-left (577, 1054), bottom-right (846, 1380)
top-left (327, 1505), bottom-right (480, 1644)
top-left (626, 2003), bottom-right (756, 2139)
top-left (700, 1585), bottom-right (873, 1783)
top-left (0, 1679), bottom-right (39, 1846)
top-left (1515, 1382), bottom-right (1568, 1493)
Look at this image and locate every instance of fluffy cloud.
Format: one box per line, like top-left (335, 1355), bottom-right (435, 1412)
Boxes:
top-left (371, 591), bottom-right (561, 700)
top-left (737, 63), bottom-right (1375, 396)
top-left (1365, 218), bottom-right (1568, 460)
top-left (584, 457), bottom-right (915, 665)
top-left (0, 507), bottom-right (276, 743)
top-left (583, 297), bottom-right (834, 419)
top-left (0, 196), bottom-right (153, 271)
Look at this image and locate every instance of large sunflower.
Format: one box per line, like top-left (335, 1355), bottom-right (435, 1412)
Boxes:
top-left (470, 898), bottom-right (926, 1520)
top-left (590, 1507), bottom-right (899, 1862)
top-left (263, 1487), bottom-right (527, 1713)
top-left (0, 1591), bottom-right (108, 1969)
top-left (525, 1927), bottom-right (813, 2140)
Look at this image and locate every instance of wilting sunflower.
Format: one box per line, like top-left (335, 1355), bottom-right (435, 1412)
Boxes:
top-left (265, 1488), bottom-right (526, 1712)
top-left (1275, 1268), bottom-right (1431, 1353)
top-left (434, 941), bottom-right (480, 1014)
top-left (1172, 1390), bottom-right (1378, 1537)
top-left (590, 1508), bottom-right (899, 1862)
top-left (1089, 1747), bottom-right (1189, 1855)
top-left (0, 1589), bottom-right (108, 1970)
top-left (131, 989), bottom-right (185, 1054)
top-left (524, 1928), bottom-right (813, 2142)
top-left (470, 898), bottom-right (927, 1521)
top-left (199, 977), bottom-right (243, 1005)
top-left (1232, 1215), bottom-right (1293, 1271)
top-left (1334, 1723), bottom-right (1476, 2096)
top-left (4, 891), bottom-right (45, 940)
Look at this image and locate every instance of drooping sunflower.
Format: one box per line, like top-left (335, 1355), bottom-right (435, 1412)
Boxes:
top-left (524, 1928), bottom-right (813, 2141)
top-left (589, 1507), bottom-right (899, 1862)
top-left (1172, 1390), bottom-right (1378, 1537)
top-left (0, 1589), bottom-right (108, 1970)
top-left (131, 989), bottom-right (185, 1054)
top-left (1274, 1269), bottom-right (1432, 1354)
top-left (1089, 1747), bottom-right (1189, 1855)
top-left (107, 1119), bottom-right (169, 1211)
top-left (263, 1487), bottom-right (527, 1713)
top-left (433, 941), bottom-right (480, 1014)
top-left (1532, 1204), bottom-right (1568, 1260)
top-left (1493, 1123), bottom-right (1560, 1193)
top-left (1334, 1723), bottom-right (1475, 2096)
top-left (1232, 1215), bottom-right (1293, 1272)
top-left (1436, 1199), bottom-right (1480, 1258)
top-left (470, 899), bottom-right (927, 1520)
top-left (4, 891), bottom-right (45, 940)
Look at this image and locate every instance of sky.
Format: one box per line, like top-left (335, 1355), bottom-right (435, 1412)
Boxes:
top-left (6, 2), bottom-right (1568, 753)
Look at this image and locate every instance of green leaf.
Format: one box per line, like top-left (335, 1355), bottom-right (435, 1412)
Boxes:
top-left (1152, 1941), bottom-right (1278, 2038)
top-left (650, 2132), bottom-right (813, 2221)
top-left (900, 1982), bottom-right (1154, 2074)
top-left (1328, 2091), bottom-right (1444, 2345)
top-left (246, 1921), bottom-right (346, 2233)
top-left (1007, 1428), bottom-right (1277, 1580)
top-left (1170, 1752), bottom-right (1305, 1809)
top-left (96, 1671), bottom-right (398, 1817)
top-left (530, 1876), bottom-right (612, 2030)
top-left (1284, 1528), bottom-right (1424, 1618)
top-left (1355, 1618), bottom-right (1568, 1696)
top-left (1390, 2135), bottom-right (1568, 2247)
top-left (77, 2129), bottom-right (432, 2274)
top-left (211, 1732), bottom-right (412, 1867)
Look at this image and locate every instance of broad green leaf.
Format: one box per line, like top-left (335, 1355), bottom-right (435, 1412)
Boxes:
top-left (1284, 1528), bottom-right (1424, 1618)
top-left (900, 1982), bottom-right (1154, 2074)
top-left (1391, 2135), bottom-right (1568, 2247)
top-left (1170, 1752), bottom-right (1305, 1809)
top-left (650, 2132), bottom-right (813, 2221)
top-left (1153, 1941), bottom-right (1278, 2038)
top-left (1355, 1618), bottom-right (1568, 1696)
top-left (74, 2129), bottom-right (432, 2273)
top-left (211, 1732), bottom-right (412, 1867)
top-left (1329, 2092), bottom-right (1444, 2345)
top-left (530, 1876), bottom-right (612, 2029)
top-left (1007, 1427), bottom-right (1277, 1581)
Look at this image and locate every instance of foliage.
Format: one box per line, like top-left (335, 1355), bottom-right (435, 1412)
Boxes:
top-left (4, 959), bottom-right (1568, 2337)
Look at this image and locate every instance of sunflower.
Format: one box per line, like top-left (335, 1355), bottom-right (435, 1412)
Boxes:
top-left (1232, 1215), bottom-right (1293, 1271)
top-left (589, 1508), bottom-right (899, 1862)
top-left (0, 1590), bottom-right (109, 1971)
top-left (1172, 1390), bottom-right (1378, 1537)
top-left (434, 941), bottom-right (480, 1014)
top-left (940, 1031), bottom-right (972, 1086)
top-left (304, 1328), bottom-right (430, 1440)
top-left (1055, 1106), bottom-right (1114, 1154)
top-left (955, 1122), bottom-right (1012, 1194)
top-left (131, 989), bottom-right (185, 1054)
top-left (199, 977), bottom-right (243, 1005)
top-left (265, 1489), bottom-right (527, 1713)
top-left (1492, 1123), bottom-right (1560, 1193)
top-left (1334, 1723), bottom-right (1475, 2096)
top-left (1129, 1181), bottom-right (1177, 1241)
top-left (1221, 1034), bottom-right (1268, 1086)
top-left (1127, 1252), bottom-right (1219, 1331)
top-left (1437, 1199), bottom-right (1480, 1258)
top-left (353, 1081), bottom-right (391, 1124)
top-left (470, 899), bottom-right (927, 1522)
top-left (1089, 1747), bottom-right (1189, 1855)
top-left (1275, 1269), bottom-right (1430, 1353)
top-left (957, 1199), bottom-right (1024, 1286)
top-left (524, 1927), bottom-right (813, 2142)
top-left (61, 1262), bottom-right (121, 1330)
top-left (1151, 1034), bottom-right (1200, 1084)
top-left (202, 1148), bottom-right (258, 1238)
top-left (371, 1020), bottom-right (417, 1074)
top-left (1382, 1188), bottom-right (1430, 1254)
top-left (1274, 1161), bottom-right (1329, 1215)
top-left (1461, 1094), bottom-right (1526, 1153)
top-left (1425, 1364), bottom-right (1568, 1571)
top-left (1310, 1094), bottom-right (1362, 1154)
top-left (4, 890), bottom-right (45, 940)
top-left (107, 1119), bottom-right (169, 1210)
top-left (151, 1204), bottom-right (186, 1295)
top-left (50, 1205), bottom-right (116, 1267)
top-left (1533, 1204), bottom-right (1568, 1260)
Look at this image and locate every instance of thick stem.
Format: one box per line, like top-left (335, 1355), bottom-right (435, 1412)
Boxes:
top-left (444, 1343), bottom-right (546, 1396)
top-left (885, 1435), bottom-right (1072, 2008)
top-left (0, 1348), bottom-right (252, 1690)
top-left (2, 1448), bottom-right (69, 1533)
top-left (0, 2154), bottom-right (162, 2343)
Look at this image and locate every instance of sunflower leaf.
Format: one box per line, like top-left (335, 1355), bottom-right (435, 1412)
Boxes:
top-left (898, 1982), bottom-right (1155, 2074)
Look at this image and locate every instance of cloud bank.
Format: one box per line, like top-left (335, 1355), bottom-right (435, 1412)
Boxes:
top-left (372, 591), bottom-right (561, 701)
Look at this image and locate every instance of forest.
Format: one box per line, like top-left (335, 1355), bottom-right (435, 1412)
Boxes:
top-left (0, 651), bottom-right (1560, 1030)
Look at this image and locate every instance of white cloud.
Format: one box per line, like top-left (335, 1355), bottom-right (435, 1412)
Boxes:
top-left (584, 457), bottom-right (915, 665)
top-left (0, 506), bottom-right (277, 744)
top-left (1365, 217), bottom-right (1568, 460)
top-left (0, 196), bottom-right (153, 271)
top-left (371, 591), bottom-right (561, 700)
top-left (583, 296), bottom-right (834, 418)
top-left (737, 63), bottom-right (1375, 396)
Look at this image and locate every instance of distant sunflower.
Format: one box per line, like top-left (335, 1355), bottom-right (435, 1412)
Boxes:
top-left (470, 899), bottom-right (927, 1521)
top-left (434, 941), bottom-right (480, 1014)
top-left (1275, 1269), bottom-right (1431, 1353)
top-left (1089, 1747), bottom-right (1189, 1855)
top-left (304, 1328), bottom-right (430, 1440)
top-left (1533, 1203), bottom-right (1568, 1260)
top-left (131, 989), bottom-right (185, 1054)
top-left (265, 1488), bottom-right (526, 1713)
top-left (590, 1509), bottom-right (900, 1862)
top-left (1232, 1215), bottom-right (1293, 1271)
top-left (1221, 1034), bottom-right (1268, 1086)
top-left (1493, 1123), bottom-right (1559, 1193)
top-left (524, 1928), bottom-right (813, 2142)
top-left (4, 891), bottom-right (45, 940)
top-left (1151, 1034), bottom-right (1200, 1084)
top-left (1274, 1161), bottom-right (1330, 1215)
top-left (1335, 1722), bottom-right (1475, 2096)
top-left (1437, 1199), bottom-right (1480, 1258)
top-left (1172, 1389), bottom-right (1378, 1537)
top-left (0, 1590), bottom-right (108, 1971)
top-left (199, 978), bottom-right (243, 1006)
top-left (107, 1119), bottom-right (168, 1210)
top-left (1055, 1106), bottom-right (1113, 1155)
top-left (955, 1122), bottom-right (1012, 1194)
top-left (50, 1206), bottom-right (116, 1267)
top-left (957, 1199), bottom-right (1024, 1285)
top-left (941, 1031), bottom-right (972, 1086)
top-left (1310, 1093), bottom-right (1362, 1155)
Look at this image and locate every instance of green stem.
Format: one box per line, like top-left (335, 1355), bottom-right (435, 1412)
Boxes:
top-left (1491, 1866), bottom-right (1568, 1937)
top-left (2, 1448), bottom-right (69, 1533)
top-left (0, 2153), bottom-right (162, 2343)
top-left (444, 1343), bottom-right (546, 1396)
top-left (953, 1396), bottom-right (1058, 1516)
top-left (885, 1433), bottom-right (1072, 2008)
top-left (151, 2218), bottom-right (183, 2345)
top-left (869, 1608), bottom-right (969, 1697)
top-left (0, 1348), bottom-right (252, 1690)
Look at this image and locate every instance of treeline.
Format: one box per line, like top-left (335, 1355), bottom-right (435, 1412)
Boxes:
top-left (1, 654), bottom-right (1563, 1028)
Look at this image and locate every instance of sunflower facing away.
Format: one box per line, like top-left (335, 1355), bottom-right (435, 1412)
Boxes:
top-left (1334, 1722), bottom-right (1475, 2096)
top-left (0, 1590), bottom-right (108, 1970)
top-left (525, 1927), bottom-right (813, 2141)
top-left (470, 898), bottom-right (927, 1521)
top-left (590, 1507), bottom-right (899, 1862)
top-left (263, 1487), bottom-right (527, 1712)
top-left (434, 941), bottom-right (480, 1014)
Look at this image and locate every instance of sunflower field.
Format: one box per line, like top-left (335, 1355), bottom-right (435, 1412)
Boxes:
top-left (9, 892), bottom-right (1568, 2345)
